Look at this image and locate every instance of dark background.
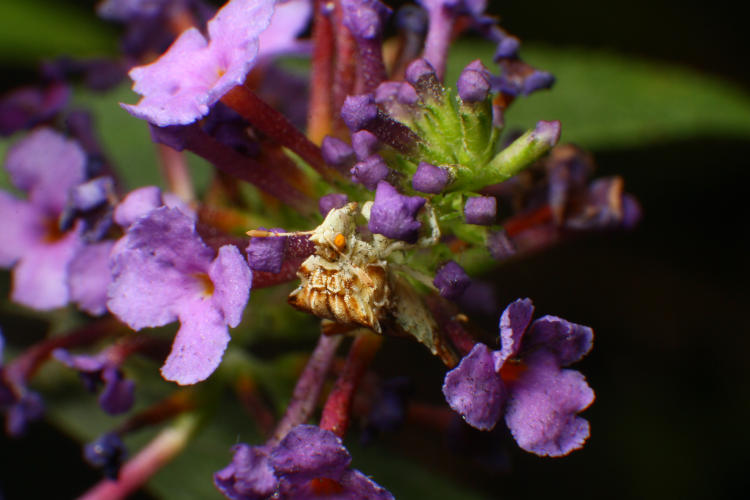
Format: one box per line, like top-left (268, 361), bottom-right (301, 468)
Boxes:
top-left (1, 1), bottom-right (748, 499)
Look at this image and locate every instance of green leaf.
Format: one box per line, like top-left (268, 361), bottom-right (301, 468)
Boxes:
top-left (0, 2), bottom-right (116, 63)
top-left (447, 42), bottom-right (750, 149)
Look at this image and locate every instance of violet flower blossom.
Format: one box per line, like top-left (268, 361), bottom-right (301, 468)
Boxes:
top-left (107, 206), bottom-right (251, 385)
top-left (214, 424), bottom-right (393, 499)
top-left (443, 298), bottom-right (595, 456)
top-left (0, 128), bottom-right (86, 310)
top-left (122, 0), bottom-right (311, 127)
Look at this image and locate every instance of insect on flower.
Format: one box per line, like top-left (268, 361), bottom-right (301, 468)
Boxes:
top-left (250, 202), bottom-right (440, 334)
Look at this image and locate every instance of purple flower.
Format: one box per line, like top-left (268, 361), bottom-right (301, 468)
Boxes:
top-left (53, 348), bottom-right (135, 415)
top-left (350, 155), bottom-right (391, 190)
top-left (214, 425), bottom-right (393, 499)
top-left (321, 136), bottom-right (355, 168)
top-left (368, 181), bottom-right (426, 243)
top-left (351, 130), bottom-right (379, 160)
top-left (442, 298), bottom-right (595, 456)
top-left (247, 227), bottom-right (287, 274)
top-left (257, 0), bottom-right (312, 60)
top-left (0, 128), bottom-right (87, 310)
top-left (412, 161), bottom-right (450, 194)
top-left (84, 432), bottom-right (127, 479)
top-left (464, 196), bottom-right (497, 225)
top-left (457, 60), bottom-right (491, 103)
top-left (107, 207), bottom-right (252, 385)
top-left (433, 261), bottom-right (471, 300)
top-left (122, 0), bottom-right (276, 126)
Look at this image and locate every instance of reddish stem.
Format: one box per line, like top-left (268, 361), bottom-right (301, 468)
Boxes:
top-left (221, 85), bottom-right (340, 183)
top-left (319, 332), bottom-right (383, 438)
top-left (307, 0), bottom-right (335, 144)
top-left (5, 318), bottom-right (120, 386)
top-left (503, 204), bottom-right (554, 238)
top-left (269, 333), bottom-right (343, 444)
top-left (332, 1), bottom-right (357, 136)
top-left (156, 143), bottom-right (194, 203)
top-left (236, 374), bottom-right (276, 438)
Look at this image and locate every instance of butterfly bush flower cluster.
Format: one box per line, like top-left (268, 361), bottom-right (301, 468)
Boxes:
top-left (0, 0), bottom-right (640, 497)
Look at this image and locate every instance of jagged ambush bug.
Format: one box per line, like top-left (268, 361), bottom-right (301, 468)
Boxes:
top-left (247, 202), bottom-right (449, 358)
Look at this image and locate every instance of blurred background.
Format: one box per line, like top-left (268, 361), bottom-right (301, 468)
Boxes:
top-left (1, 1), bottom-right (748, 499)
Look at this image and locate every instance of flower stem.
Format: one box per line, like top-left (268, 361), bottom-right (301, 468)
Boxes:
top-left (269, 333), bottom-right (343, 444)
top-left (156, 144), bottom-right (194, 203)
top-left (307, 0), bottom-right (335, 144)
top-left (78, 414), bottom-right (199, 500)
top-left (221, 85), bottom-right (341, 184)
top-left (319, 331), bottom-right (382, 438)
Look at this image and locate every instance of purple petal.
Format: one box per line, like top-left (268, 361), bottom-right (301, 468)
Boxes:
top-left (464, 196), bottom-right (497, 225)
top-left (341, 94), bottom-right (379, 132)
top-left (68, 241), bottom-right (115, 316)
top-left (0, 192), bottom-right (41, 267)
top-left (214, 444), bottom-right (277, 500)
top-left (11, 224), bottom-right (82, 311)
top-left (338, 469), bottom-right (394, 500)
top-left (341, 0), bottom-right (392, 40)
top-left (270, 425), bottom-right (351, 483)
top-left (368, 181), bottom-right (425, 243)
top-left (321, 136), bottom-right (355, 167)
top-left (442, 343), bottom-right (505, 431)
top-left (433, 261), bottom-right (471, 300)
top-left (99, 366), bottom-right (135, 415)
top-left (5, 128), bottom-right (86, 214)
top-left (412, 162), bottom-right (450, 194)
top-left (246, 227), bottom-right (286, 274)
top-left (108, 207), bottom-right (214, 330)
top-left (351, 130), bottom-right (379, 160)
top-left (524, 315), bottom-right (593, 366)
top-left (161, 297), bottom-right (230, 385)
top-left (113, 186), bottom-right (163, 228)
top-left (52, 348), bottom-right (106, 373)
top-left (487, 229), bottom-right (516, 261)
top-left (258, 0), bottom-right (312, 58)
top-left (504, 352), bottom-right (594, 457)
top-left (123, 0), bottom-right (275, 126)
top-left (209, 245), bottom-right (252, 328)
top-left (496, 298), bottom-right (534, 368)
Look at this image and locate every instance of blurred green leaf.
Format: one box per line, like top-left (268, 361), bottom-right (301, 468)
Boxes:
top-left (0, 2), bottom-right (116, 63)
top-left (448, 41), bottom-right (750, 149)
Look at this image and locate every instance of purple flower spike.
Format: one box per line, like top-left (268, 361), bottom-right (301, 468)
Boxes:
top-left (108, 207), bottom-right (252, 385)
top-left (433, 261), bottom-right (471, 300)
top-left (351, 155), bottom-right (391, 190)
top-left (504, 352), bottom-right (594, 457)
top-left (341, 94), bottom-right (422, 155)
top-left (214, 444), bottom-right (277, 500)
top-left (321, 136), bottom-right (355, 168)
top-left (412, 161), bottom-right (450, 194)
top-left (122, 0), bottom-right (276, 126)
top-left (319, 193), bottom-right (349, 216)
top-left (0, 83), bottom-right (70, 136)
top-left (494, 35), bottom-right (521, 60)
top-left (351, 130), bottom-right (379, 160)
top-left (246, 227), bottom-right (287, 274)
top-left (368, 181), bottom-right (426, 243)
top-left (457, 60), bottom-right (491, 103)
top-left (464, 196), bottom-right (497, 225)
top-left (443, 343), bottom-right (504, 430)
